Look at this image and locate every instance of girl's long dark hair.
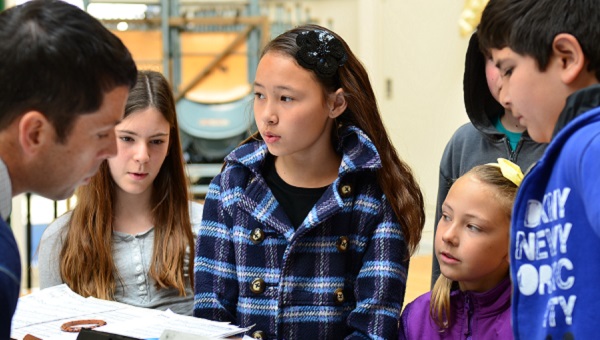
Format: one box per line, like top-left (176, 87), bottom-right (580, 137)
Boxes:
top-left (246, 24), bottom-right (425, 256)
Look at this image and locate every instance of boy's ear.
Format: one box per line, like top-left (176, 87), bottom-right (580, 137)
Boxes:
top-left (18, 111), bottom-right (52, 156)
top-left (328, 88), bottom-right (347, 119)
top-left (552, 33), bottom-right (586, 84)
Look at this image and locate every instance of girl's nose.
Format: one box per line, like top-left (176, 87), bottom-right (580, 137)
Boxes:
top-left (441, 224), bottom-right (458, 246)
top-left (134, 144), bottom-right (150, 164)
top-left (261, 103), bottom-right (278, 126)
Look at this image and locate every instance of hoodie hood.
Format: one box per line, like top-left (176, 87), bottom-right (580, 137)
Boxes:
top-left (553, 84), bottom-right (600, 137)
top-left (463, 32), bottom-right (505, 138)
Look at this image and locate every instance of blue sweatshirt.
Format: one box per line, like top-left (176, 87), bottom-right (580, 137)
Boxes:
top-left (510, 85), bottom-right (600, 339)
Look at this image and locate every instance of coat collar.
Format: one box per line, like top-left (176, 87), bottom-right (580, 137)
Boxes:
top-left (452, 276), bottom-right (511, 317)
top-left (228, 125), bottom-right (382, 240)
top-left (553, 84), bottom-right (600, 138)
top-left (225, 125), bottom-right (382, 176)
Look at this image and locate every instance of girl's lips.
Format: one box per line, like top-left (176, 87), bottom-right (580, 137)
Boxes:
top-left (129, 172), bottom-right (148, 180)
top-left (439, 251), bottom-right (460, 264)
top-left (263, 133), bottom-right (280, 144)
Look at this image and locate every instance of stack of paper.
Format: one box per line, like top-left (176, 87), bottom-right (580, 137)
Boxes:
top-left (11, 285), bottom-right (249, 340)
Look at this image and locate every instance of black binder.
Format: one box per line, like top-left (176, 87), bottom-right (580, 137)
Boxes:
top-left (76, 328), bottom-right (142, 340)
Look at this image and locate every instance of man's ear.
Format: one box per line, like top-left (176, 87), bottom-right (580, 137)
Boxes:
top-left (328, 88), bottom-right (347, 119)
top-left (18, 111), bottom-right (52, 155)
top-left (552, 33), bottom-right (587, 84)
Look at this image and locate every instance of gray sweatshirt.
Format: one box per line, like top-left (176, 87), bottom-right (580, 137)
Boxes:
top-left (431, 33), bottom-right (547, 286)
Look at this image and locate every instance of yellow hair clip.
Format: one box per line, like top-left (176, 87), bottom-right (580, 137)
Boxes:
top-left (487, 158), bottom-right (524, 187)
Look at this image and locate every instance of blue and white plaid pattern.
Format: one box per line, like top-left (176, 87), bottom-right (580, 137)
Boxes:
top-left (194, 126), bottom-right (409, 339)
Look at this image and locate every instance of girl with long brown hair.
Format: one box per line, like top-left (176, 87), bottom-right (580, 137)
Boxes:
top-left (194, 24), bottom-right (425, 338)
top-left (38, 70), bottom-right (201, 315)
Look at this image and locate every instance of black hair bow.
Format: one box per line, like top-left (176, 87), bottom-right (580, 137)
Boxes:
top-left (295, 30), bottom-right (348, 77)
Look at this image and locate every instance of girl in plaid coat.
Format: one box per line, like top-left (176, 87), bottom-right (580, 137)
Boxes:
top-left (194, 24), bottom-right (425, 339)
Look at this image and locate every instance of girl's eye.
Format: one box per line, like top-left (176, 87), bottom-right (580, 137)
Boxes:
top-left (502, 68), bottom-right (513, 77)
top-left (97, 133), bottom-right (109, 139)
top-left (441, 214), bottom-right (451, 222)
top-left (119, 136), bottom-right (133, 142)
top-left (150, 140), bottom-right (165, 145)
top-left (467, 224), bottom-right (481, 232)
top-left (254, 92), bottom-right (265, 99)
top-left (280, 96), bottom-right (293, 102)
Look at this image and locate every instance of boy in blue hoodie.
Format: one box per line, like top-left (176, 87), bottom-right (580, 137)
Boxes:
top-left (478, 0), bottom-right (600, 338)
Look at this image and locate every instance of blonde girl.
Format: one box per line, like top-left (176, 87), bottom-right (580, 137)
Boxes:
top-left (400, 159), bottom-right (521, 339)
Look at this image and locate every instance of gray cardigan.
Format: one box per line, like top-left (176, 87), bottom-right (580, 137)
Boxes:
top-left (37, 201), bottom-right (203, 316)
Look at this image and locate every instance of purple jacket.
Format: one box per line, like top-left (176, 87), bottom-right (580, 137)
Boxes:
top-left (399, 278), bottom-right (512, 340)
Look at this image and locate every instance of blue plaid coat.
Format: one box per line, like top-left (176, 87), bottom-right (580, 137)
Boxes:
top-left (194, 126), bottom-right (409, 339)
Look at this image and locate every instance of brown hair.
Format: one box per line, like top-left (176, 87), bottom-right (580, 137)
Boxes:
top-left (59, 70), bottom-right (194, 299)
top-left (247, 24), bottom-right (425, 255)
top-left (429, 164), bottom-right (517, 330)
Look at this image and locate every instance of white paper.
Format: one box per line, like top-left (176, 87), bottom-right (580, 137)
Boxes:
top-left (12, 284), bottom-right (119, 329)
top-left (11, 285), bottom-right (248, 340)
top-left (96, 310), bottom-right (250, 339)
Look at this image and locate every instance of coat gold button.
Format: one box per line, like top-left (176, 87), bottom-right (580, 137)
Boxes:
top-left (337, 236), bottom-right (349, 252)
top-left (250, 228), bottom-right (265, 244)
top-left (252, 330), bottom-right (266, 339)
top-left (339, 184), bottom-right (352, 197)
top-left (250, 278), bottom-right (265, 294)
top-left (334, 288), bottom-right (345, 304)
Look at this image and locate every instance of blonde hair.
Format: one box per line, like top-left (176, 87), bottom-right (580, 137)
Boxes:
top-left (429, 164), bottom-right (518, 330)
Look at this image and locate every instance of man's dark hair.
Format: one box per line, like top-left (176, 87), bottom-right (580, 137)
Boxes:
top-left (0, 0), bottom-right (137, 142)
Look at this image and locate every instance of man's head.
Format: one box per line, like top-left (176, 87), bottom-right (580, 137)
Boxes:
top-left (0, 0), bottom-right (137, 199)
top-left (0, 0), bottom-right (137, 140)
top-left (477, 0), bottom-right (600, 142)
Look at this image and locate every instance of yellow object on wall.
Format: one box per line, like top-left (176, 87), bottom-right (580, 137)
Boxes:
top-left (458, 0), bottom-right (489, 37)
